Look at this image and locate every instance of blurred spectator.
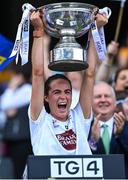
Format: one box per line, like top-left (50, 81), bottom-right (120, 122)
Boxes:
top-left (0, 64), bottom-right (33, 179)
top-left (88, 81), bottom-right (128, 178)
top-left (114, 67), bottom-right (128, 91)
top-left (113, 67), bottom-right (128, 100)
top-left (96, 40), bottom-right (119, 82)
top-left (0, 65), bottom-right (32, 112)
top-left (96, 39), bottom-right (128, 83)
top-left (96, 40), bottom-right (128, 100)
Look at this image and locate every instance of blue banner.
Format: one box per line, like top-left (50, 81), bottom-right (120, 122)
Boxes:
top-left (0, 34), bottom-right (16, 71)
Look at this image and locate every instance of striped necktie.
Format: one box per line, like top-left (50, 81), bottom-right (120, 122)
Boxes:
top-left (101, 124), bottom-right (110, 154)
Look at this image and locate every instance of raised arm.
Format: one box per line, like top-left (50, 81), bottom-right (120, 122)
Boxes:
top-left (96, 41), bottom-right (119, 82)
top-left (30, 11), bottom-right (51, 120)
top-left (80, 13), bottom-right (108, 119)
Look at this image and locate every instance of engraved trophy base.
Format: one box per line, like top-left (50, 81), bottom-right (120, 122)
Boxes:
top-left (49, 46), bottom-right (88, 72)
top-left (48, 60), bottom-right (88, 72)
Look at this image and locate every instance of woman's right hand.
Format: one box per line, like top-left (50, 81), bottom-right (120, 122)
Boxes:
top-left (30, 10), bottom-right (44, 31)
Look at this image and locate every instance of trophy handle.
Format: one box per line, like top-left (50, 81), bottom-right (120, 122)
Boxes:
top-left (99, 7), bottom-right (112, 19)
top-left (106, 7), bottom-right (112, 18)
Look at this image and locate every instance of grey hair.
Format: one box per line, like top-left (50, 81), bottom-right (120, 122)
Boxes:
top-left (94, 81), bottom-right (116, 99)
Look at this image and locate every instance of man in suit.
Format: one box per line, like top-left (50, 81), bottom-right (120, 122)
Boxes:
top-left (88, 81), bottom-right (128, 178)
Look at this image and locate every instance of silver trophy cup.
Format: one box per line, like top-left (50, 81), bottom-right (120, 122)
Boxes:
top-left (38, 2), bottom-right (99, 71)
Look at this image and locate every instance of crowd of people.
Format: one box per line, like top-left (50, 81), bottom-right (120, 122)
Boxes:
top-left (0, 7), bottom-right (128, 179)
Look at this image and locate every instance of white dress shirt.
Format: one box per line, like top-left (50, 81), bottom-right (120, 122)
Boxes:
top-left (99, 117), bottom-right (114, 139)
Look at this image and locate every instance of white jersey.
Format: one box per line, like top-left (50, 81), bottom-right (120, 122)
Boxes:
top-left (1, 83), bottom-right (32, 110)
top-left (28, 103), bottom-right (92, 155)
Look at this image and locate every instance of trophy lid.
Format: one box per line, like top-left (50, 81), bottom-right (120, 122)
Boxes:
top-left (38, 2), bottom-right (99, 38)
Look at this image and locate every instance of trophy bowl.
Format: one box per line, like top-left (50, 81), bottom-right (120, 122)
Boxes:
top-left (38, 2), bottom-right (99, 71)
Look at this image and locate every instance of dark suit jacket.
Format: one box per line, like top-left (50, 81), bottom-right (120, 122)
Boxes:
top-left (88, 119), bottom-right (128, 178)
